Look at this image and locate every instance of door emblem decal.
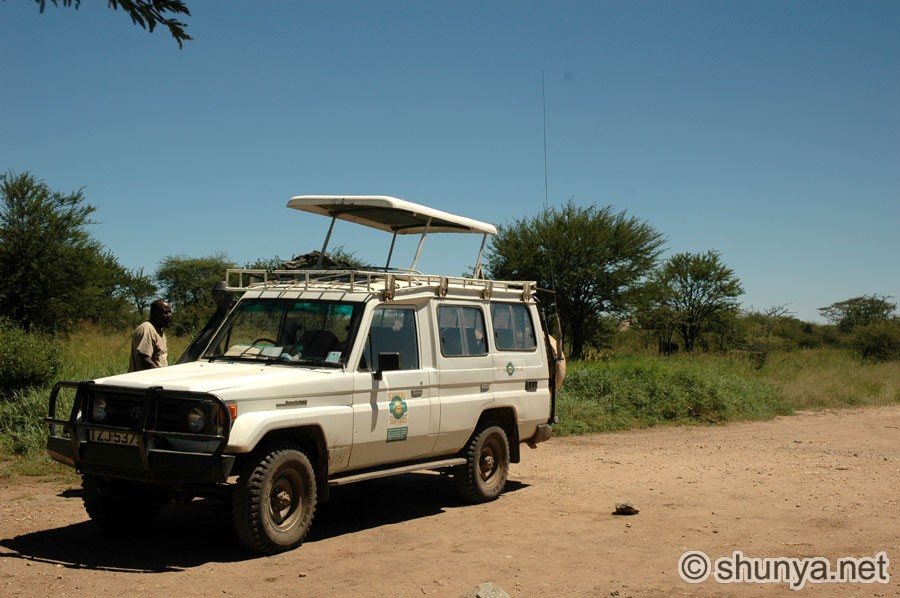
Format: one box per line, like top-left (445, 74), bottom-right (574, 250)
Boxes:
top-left (389, 395), bottom-right (408, 424)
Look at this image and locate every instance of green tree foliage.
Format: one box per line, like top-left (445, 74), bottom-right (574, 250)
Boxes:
top-left (648, 251), bottom-right (744, 352)
top-left (156, 253), bottom-right (235, 335)
top-left (738, 305), bottom-right (793, 368)
top-left (818, 294), bottom-right (896, 332)
top-left (0, 171), bottom-right (130, 332)
top-left (767, 316), bottom-right (824, 350)
top-left (0, 317), bottom-right (60, 397)
top-left (849, 320), bottom-right (900, 362)
top-left (486, 201), bottom-right (665, 359)
top-left (123, 268), bottom-right (158, 318)
top-left (247, 246), bottom-right (371, 270)
top-left (243, 256), bottom-right (286, 271)
top-left (326, 246), bottom-right (370, 269)
top-left (34, 0), bottom-right (192, 47)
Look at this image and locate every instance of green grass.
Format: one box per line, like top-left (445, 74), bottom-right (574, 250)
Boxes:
top-left (0, 326), bottom-right (190, 478)
top-left (556, 354), bottom-right (791, 435)
top-left (55, 323), bottom-right (190, 381)
top-left (754, 348), bottom-right (900, 409)
top-left (556, 349), bottom-right (900, 436)
top-left (1, 327), bottom-right (898, 477)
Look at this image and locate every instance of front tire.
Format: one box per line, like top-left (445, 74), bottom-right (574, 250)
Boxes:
top-left (233, 444), bottom-right (317, 554)
top-left (455, 425), bottom-right (510, 503)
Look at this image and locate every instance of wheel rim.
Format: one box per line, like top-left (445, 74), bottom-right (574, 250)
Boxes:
top-left (479, 436), bottom-right (502, 488)
top-left (268, 468), bottom-right (305, 530)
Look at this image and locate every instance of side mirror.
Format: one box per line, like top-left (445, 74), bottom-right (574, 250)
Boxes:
top-left (373, 352), bottom-right (401, 381)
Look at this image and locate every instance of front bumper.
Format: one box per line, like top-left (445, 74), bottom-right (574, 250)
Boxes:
top-left (46, 381), bottom-right (235, 483)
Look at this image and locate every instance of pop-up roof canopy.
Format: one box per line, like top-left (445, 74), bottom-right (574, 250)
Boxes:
top-left (286, 195), bottom-right (497, 235)
top-left (286, 195), bottom-right (497, 274)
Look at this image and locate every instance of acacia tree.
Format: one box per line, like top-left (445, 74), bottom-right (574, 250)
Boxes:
top-left (649, 250), bottom-right (744, 352)
top-left (486, 201), bottom-right (665, 359)
top-left (124, 268), bottom-right (158, 318)
top-left (818, 295), bottom-right (896, 332)
top-left (34, 0), bottom-right (192, 47)
top-left (0, 171), bottom-right (129, 332)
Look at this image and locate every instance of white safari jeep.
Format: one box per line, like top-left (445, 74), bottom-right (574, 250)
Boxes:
top-left (47, 196), bottom-right (560, 554)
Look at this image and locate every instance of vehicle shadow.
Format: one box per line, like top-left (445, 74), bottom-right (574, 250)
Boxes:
top-left (0, 473), bottom-right (528, 571)
top-left (309, 472), bottom-right (528, 542)
top-left (0, 497), bottom-right (244, 573)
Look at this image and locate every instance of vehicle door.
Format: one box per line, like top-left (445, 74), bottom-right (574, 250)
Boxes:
top-left (348, 305), bottom-right (437, 469)
top-left (432, 303), bottom-right (494, 453)
top-left (489, 301), bottom-right (551, 424)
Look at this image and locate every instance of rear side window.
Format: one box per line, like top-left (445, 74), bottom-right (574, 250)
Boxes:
top-left (438, 305), bottom-right (487, 357)
top-left (490, 303), bottom-right (537, 351)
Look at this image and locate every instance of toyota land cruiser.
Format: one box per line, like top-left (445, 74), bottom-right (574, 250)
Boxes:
top-left (47, 195), bottom-right (561, 553)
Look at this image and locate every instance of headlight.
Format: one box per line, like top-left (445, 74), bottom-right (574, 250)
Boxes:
top-left (92, 398), bottom-right (107, 422)
top-left (187, 406), bottom-right (206, 433)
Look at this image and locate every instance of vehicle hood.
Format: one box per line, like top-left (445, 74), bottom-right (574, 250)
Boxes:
top-left (93, 360), bottom-right (340, 395)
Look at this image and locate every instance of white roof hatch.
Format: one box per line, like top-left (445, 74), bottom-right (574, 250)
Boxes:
top-left (286, 195), bottom-right (496, 274)
top-left (286, 195), bottom-right (497, 235)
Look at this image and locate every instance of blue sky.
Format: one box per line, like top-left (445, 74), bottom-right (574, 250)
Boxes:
top-left (2, 1), bottom-right (898, 323)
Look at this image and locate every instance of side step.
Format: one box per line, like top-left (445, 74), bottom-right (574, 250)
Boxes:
top-left (329, 457), bottom-right (466, 487)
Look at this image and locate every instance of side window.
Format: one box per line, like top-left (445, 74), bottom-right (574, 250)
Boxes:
top-left (362, 307), bottom-right (419, 371)
top-left (439, 305), bottom-right (487, 357)
top-left (490, 303), bottom-right (537, 351)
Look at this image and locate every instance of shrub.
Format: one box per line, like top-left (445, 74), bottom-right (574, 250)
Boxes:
top-left (0, 318), bottom-right (61, 397)
top-left (555, 357), bottom-right (790, 435)
top-left (850, 320), bottom-right (900, 362)
top-left (0, 387), bottom-right (50, 455)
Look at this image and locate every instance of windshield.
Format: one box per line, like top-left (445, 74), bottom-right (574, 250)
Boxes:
top-left (203, 299), bottom-right (364, 366)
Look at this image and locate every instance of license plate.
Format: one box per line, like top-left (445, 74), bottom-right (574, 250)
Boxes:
top-left (89, 429), bottom-right (139, 446)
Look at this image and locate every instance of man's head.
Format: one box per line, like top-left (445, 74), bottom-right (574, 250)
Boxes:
top-left (149, 299), bottom-right (173, 330)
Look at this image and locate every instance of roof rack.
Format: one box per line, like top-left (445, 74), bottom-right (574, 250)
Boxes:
top-left (224, 269), bottom-right (537, 302)
top-left (225, 196), bottom-right (539, 300)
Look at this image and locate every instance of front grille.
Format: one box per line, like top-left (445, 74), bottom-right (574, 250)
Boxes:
top-left (96, 393), bottom-right (147, 429)
top-left (85, 387), bottom-right (223, 436)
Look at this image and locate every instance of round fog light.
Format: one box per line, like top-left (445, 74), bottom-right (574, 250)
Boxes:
top-left (187, 407), bottom-right (206, 433)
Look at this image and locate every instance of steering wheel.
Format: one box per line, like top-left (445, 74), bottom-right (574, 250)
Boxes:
top-left (251, 338), bottom-right (277, 346)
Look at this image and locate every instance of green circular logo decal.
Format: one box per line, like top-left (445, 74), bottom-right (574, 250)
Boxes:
top-left (389, 396), bottom-right (409, 421)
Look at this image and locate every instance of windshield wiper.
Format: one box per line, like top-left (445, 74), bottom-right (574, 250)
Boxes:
top-left (206, 354), bottom-right (275, 364)
top-left (293, 358), bottom-right (344, 369)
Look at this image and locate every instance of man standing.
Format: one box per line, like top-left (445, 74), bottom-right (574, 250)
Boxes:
top-left (129, 299), bottom-right (173, 372)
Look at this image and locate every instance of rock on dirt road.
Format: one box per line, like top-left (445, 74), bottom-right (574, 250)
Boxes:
top-left (2, 406), bottom-right (899, 597)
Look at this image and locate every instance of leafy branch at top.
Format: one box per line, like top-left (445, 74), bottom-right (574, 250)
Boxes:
top-left (35, 0), bottom-right (192, 48)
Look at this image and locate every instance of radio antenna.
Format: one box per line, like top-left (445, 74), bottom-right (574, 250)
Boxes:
top-left (541, 72), bottom-right (565, 362)
top-left (542, 71), bottom-right (550, 210)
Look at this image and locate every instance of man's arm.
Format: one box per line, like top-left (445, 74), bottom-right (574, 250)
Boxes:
top-left (137, 353), bottom-right (158, 369)
top-left (133, 324), bottom-right (161, 369)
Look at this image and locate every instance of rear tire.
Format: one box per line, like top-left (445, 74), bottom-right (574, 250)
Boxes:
top-left (455, 425), bottom-right (510, 503)
top-left (82, 475), bottom-right (161, 532)
top-left (233, 444), bottom-right (317, 554)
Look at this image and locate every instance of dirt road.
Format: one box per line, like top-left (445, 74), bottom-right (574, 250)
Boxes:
top-left (2, 407), bottom-right (899, 597)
